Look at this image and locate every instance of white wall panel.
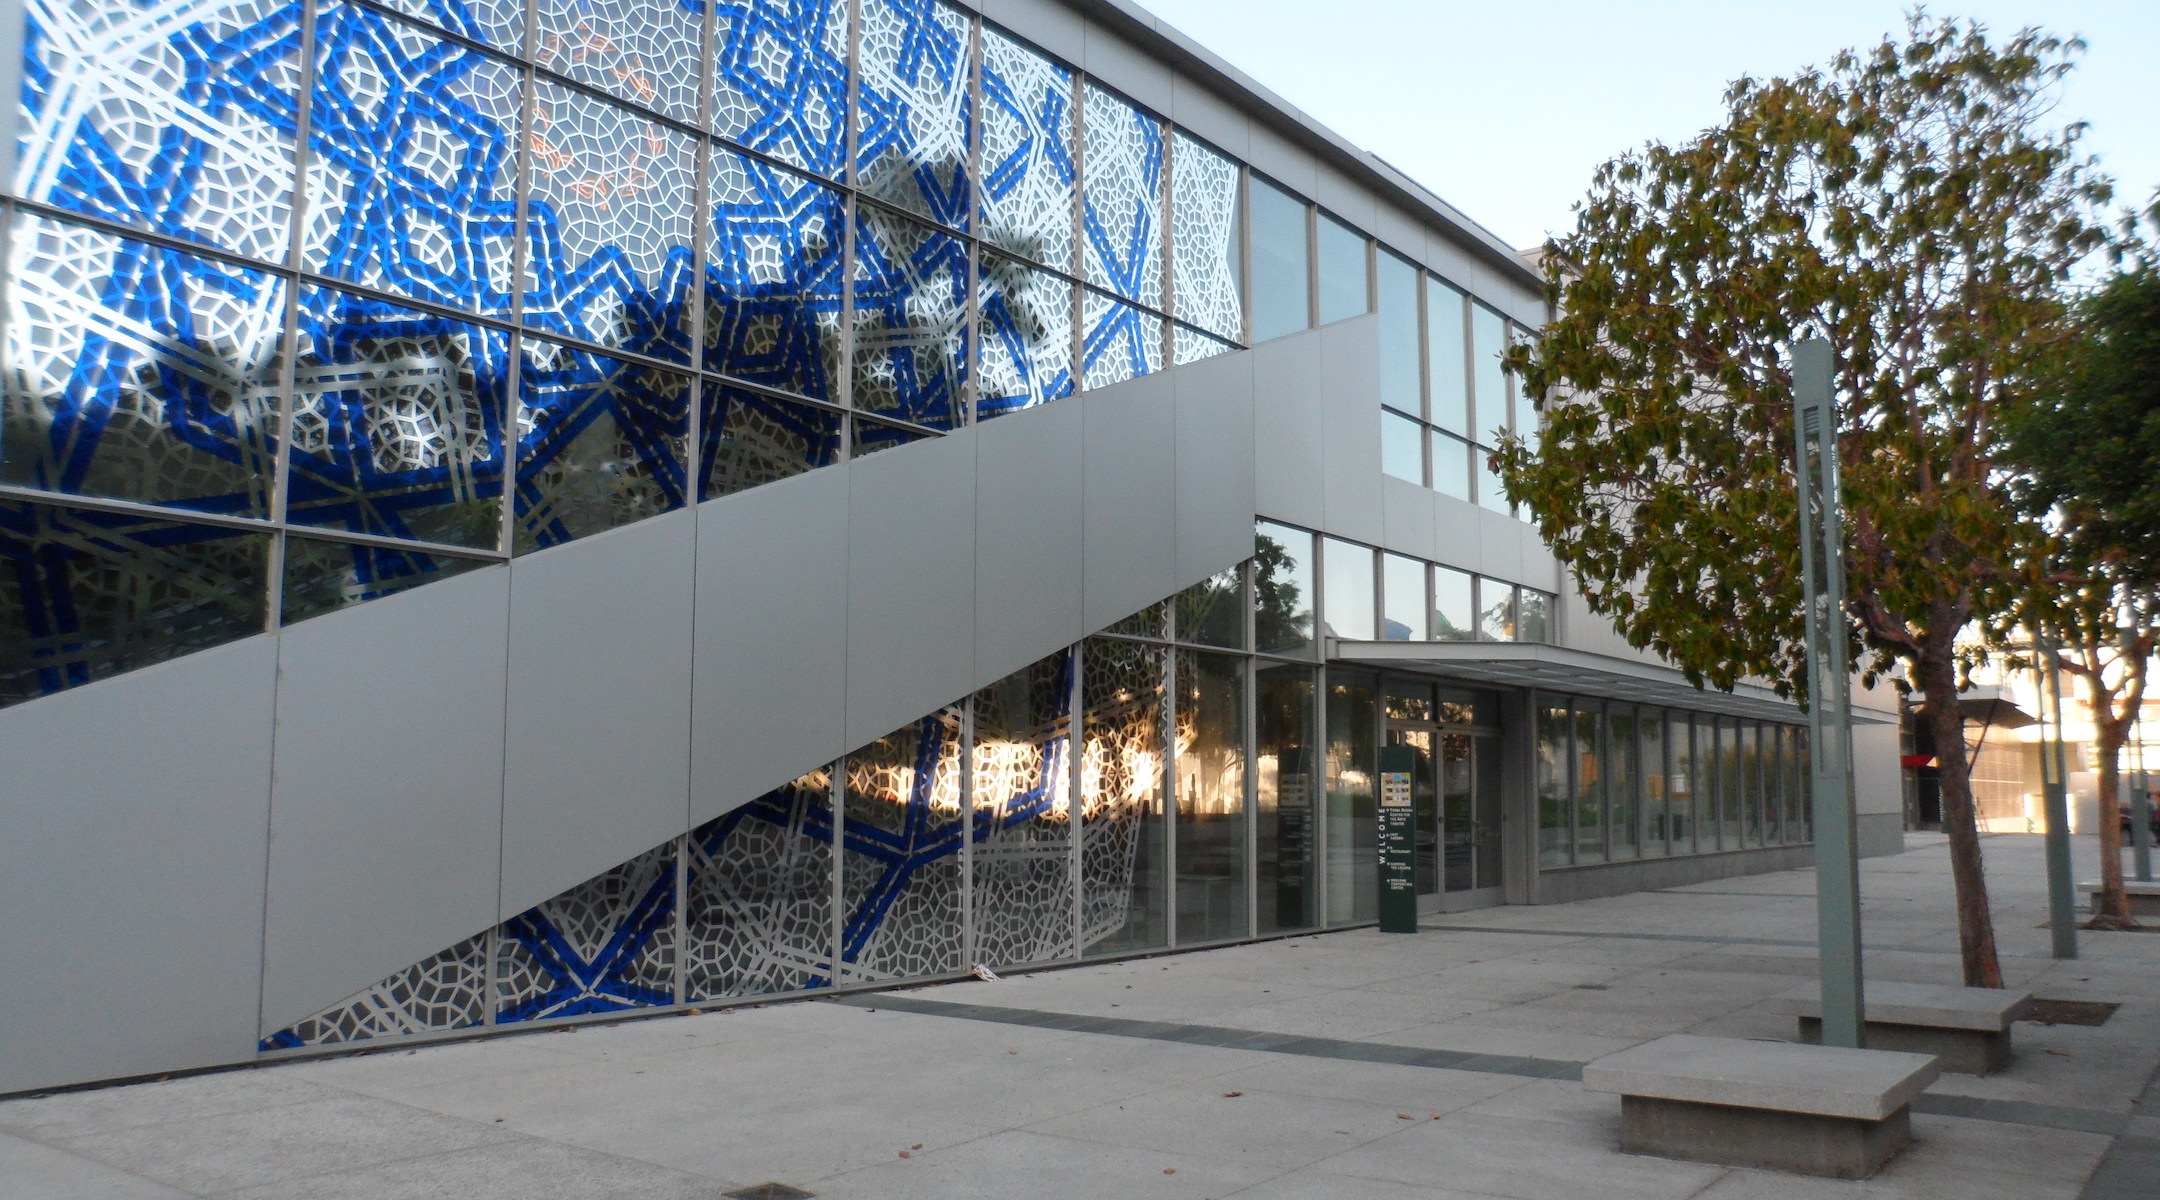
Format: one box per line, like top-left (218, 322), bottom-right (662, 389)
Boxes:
top-left (975, 400), bottom-right (1086, 689)
top-left (1174, 346), bottom-right (1257, 583)
top-left (261, 566), bottom-right (511, 1032)
top-left (846, 432), bottom-right (979, 746)
top-left (0, 639), bottom-right (277, 1093)
top-left (1250, 331), bottom-right (1325, 528)
top-left (1081, 371), bottom-right (1178, 633)
top-left (500, 510), bottom-right (695, 920)
top-left (1319, 316), bottom-right (1384, 546)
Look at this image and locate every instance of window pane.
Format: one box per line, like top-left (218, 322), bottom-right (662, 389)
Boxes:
top-left (1381, 409), bottom-right (1424, 484)
top-left (979, 30), bottom-right (1076, 271)
top-left (1641, 710), bottom-right (1669, 857)
top-left (850, 414), bottom-right (929, 459)
top-left (972, 648), bottom-right (1077, 968)
top-left (1574, 703), bottom-right (1605, 863)
top-left (1255, 520), bottom-right (1314, 655)
top-left (1434, 430), bottom-right (1471, 501)
top-left (536, 0), bottom-right (698, 121)
top-left (713, 0), bottom-right (851, 176)
top-left (852, 207), bottom-right (968, 429)
top-left (1175, 648), bottom-right (1247, 943)
top-left (1381, 553), bottom-right (1424, 642)
top-left (1325, 671), bottom-right (1377, 924)
top-left (1081, 84), bottom-right (1164, 308)
top-left (514, 337), bottom-right (691, 552)
top-left (1171, 133), bottom-right (1243, 340)
top-left (840, 707), bottom-right (966, 981)
top-left (1537, 704), bottom-right (1571, 867)
top-left (1432, 566), bottom-right (1474, 642)
top-left (699, 386), bottom-right (844, 501)
top-left (1316, 214), bottom-right (1368, 324)
top-left (1248, 178), bottom-right (1309, 343)
top-left (1476, 444), bottom-right (1511, 516)
top-left (855, 0), bottom-right (972, 227)
top-left (1321, 537), bottom-right (1374, 641)
top-left (282, 534), bottom-right (488, 626)
top-left (1427, 277), bottom-right (1468, 433)
top-left (1, 501), bottom-right (269, 708)
top-left (1082, 636), bottom-right (1168, 955)
top-left (1607, 706), bottom-right (1639, 861)
top-left (1513, 324), bottom-right (1540, 443)
top-left (1257, 663), bottom-right (1318, 932)
top-left (1080, 291), bottom-right (1163, 389)
top-left (1517, 589), bottom-right (1553, 644)
top-left (1472, 302), bottom-right (1510, 446)
top-left (4, 214), bottom-right (285, 521)
top-left (1477, 580), bottom-right (1516, 642)
top-left (686, 767), bottom-right (835, 999)
top-left (1670, 712), bottom-right (1698, 854)
top-left (1377, 251), bottom-right (1421, 416)
top-left (706, 149), bottom-right (847, 401)
top-left (1172, 324), bottom-right (1237, 365)
top-left (1175, 564), bottom-right (1244, 649)
top-left (978, 253), bottom-right (1075, 418)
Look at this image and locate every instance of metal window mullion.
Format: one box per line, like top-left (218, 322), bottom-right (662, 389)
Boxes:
top-left (1069, 641), bottom-right (1086, 961)
top-left (1243, 569), bottom-right (1258, 939)
top-left (1069, 72), bottom-right (1086, 390)
top-left (837, 0), bottom-right (862, 438)
top-left (960, 696), bottom-right (976, 968)
top-left (830, 761), bottom-right (845, 986)
top-left (671, 833), bottom-right (688, 1005)
top-left (1158, 121), bottom-right (1174, 367)
top-left (962, 14), bottom-right (983, 425)
top-left (1236, 166), bottom-right (1251, 346)
top-left (1313, 662), bottom-right (1329, 923)
top-left (1162, 638), bottom-right (1177, 947)
top-left (264, 0), bottom-right (325, 633)
top-left (1304, 200), bottom-right (1318, 331)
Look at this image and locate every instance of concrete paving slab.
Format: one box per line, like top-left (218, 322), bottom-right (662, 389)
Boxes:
top-left (0, 1130), bottom-right (204, 1199)
top-left (808, 1128), bottom-right (1278, 1200)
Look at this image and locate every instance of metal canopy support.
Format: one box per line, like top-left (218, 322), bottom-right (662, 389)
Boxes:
top-left (1792, 337), bottom-right (1866, 1049)
top-left (2037, 642), bottom-right (2079, 958)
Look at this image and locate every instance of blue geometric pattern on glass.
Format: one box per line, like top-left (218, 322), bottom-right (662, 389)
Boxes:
top-left (513, 337), bottom-right (691, 551)
top-left (855, 0), bottom-right (970, 229)
top-left (978, 29), bottom-right (1073, 272)
top-left (368, 0), bottom-right (523, 53)
top-left (850, 206), bottom-right (965, 429)
top-left (977, 251), bottom-right (1072, 418)
top-left (712, 0), bottom-right (850, 179)
top-left (496, 845), bottom-right (677, 1022)
top-left (1081, 84), bottom-right (1162, 308)
top-left (534, 0), bottom-right (703, 124)
top-left (1081, 288), bottom-right (1159, 390)
top-left (706, 148), bottom-right (845, 400)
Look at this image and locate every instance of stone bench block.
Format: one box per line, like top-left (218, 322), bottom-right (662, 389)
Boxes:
top-left (1583, 1034), bottom-right (1939, 1178)
top-left (1770, 982), bottom-right (2032, 1075)
top-left (2082, 880), bottom-right (2160, 917)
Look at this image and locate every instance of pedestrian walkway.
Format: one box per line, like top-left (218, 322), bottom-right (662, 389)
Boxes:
top-left (4, 834), bottom-right (2156, 1199)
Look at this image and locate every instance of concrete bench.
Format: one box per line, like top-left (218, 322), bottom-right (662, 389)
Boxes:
top-left (2082, 879), bottom-right (2160, 917)
top-left (1770, 982), bottom-right (2032, 1075)
top-left (1582, 1034), bottom-right (1939, 1178)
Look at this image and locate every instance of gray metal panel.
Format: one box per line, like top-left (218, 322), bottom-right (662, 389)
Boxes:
top-left (261, 565), bottom-right (511, 1033)
top-left (1431, 493), bottom-right (1485, 575)
top-left (1319, 317), bottom-right (1384, 546)
top-left (1174, 347), bottom-right (1257, 583)
top-left (1518, 530), bottom-right (1564, 593)
top-left (500, 509), bottom-right (695, 920)
top-left (0, 638), bottom-right (277, 1093)
top-left (1249, 331), bottom-right (1325, 529)
top-left (1374, 201), bottom-right (1427, 264)
top-left (974, 399), bottom-right (1086, 689)
top-left (1083, 23), bottom-right (1172, 116)
top-left (1170, 75), bottom-right (1248, 160)
top-left (1243, 121), bottom-right (1320, 198)
top-left (1082, 370), bottom-right (1178, 632)
top-left (1316, 174), bottom-right (1379, 236)
top-left (690, 466), bottom-right (851, 826)
top-left (846, 431), bottom-right (978, 747)
top-left (1477, 507), bottom-right (1527, 585)
top-left (982, 0), bottom-right (1083, 62)
top-left (1380, 474), bottom-right (1436, 560)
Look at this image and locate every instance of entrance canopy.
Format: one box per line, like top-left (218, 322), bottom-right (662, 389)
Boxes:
top-left (1331, 639), bottom-right (1891, 724)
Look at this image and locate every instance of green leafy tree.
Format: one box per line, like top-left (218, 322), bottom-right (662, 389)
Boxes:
top-left (1498, 16), bottom-right (2114, 986)
top-left (2001, 222), bottom-right (2160, 929)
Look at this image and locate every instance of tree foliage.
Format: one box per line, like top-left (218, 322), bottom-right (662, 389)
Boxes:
top-left (1498, 15), bottom-right (2116, 986)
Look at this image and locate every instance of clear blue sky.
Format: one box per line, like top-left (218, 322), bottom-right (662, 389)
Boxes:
top-left (1138, 0), bottom-right (2159, 252)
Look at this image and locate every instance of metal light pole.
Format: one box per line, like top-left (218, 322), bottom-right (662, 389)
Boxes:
top-left (1792, 338), bottom-right (1866, 1048)
top-left (2037, 639), bottom-right (2078, 958)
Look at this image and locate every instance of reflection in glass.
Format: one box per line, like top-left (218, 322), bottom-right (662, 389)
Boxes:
top-left (1322, 537), bottom-right (1374, 640)
top-left (851, 415), bottom-right (930, 459)
top-left (855, 0), bottom-right (972, 228)
top-left (535, 0), bottom-right (701, 121)
top-left (1427, 276), bottom-right (1468, 433)
top-left (852, 207), bottom-right (967, 429)
top-left (1537, 704), bottom-right (1571, 868)
top-left (1385, 679), bottom-right (1435, 724)
top-left (706, 148), bottom-right (847, 400)
top-left (1381, 553), bottom-right (1424, 641)
top-left (1105, 597), bottom-right (1169, 640)
top-left (281, 534), bottom-right (491, 625)
top-left (1081, 84), bottom-right (1164, 308)
top-left (1082, 636), bottom-right (1168, 955)
top-left (686, 767), bottom-right (837, 998)
top-left (979, 30), bottom-right (1075, 272)
top-left (1518, 588), bottom-right (1553, 644)
top-left (1477, 580), bottom-right (1516, 642)
top-left (1608, 705), bottom-right (1639, 861)
top-left (1248, 178), bottom-right (1309, 343)
top-left (1257, 663), bottom-right (1317, 932)
top-left (1574, 702), bottom-right (1605, 863)
top-left (1641, 709), bottom-right (1670, 857)
top-left (1433, 566), bottom-right (1474, 642)
top-left (285, 286), bottom-right (509, 549)
top-left (1377, 251), bottom-right (1421, 417)
top-left (973, 649), bottom-right (1077, 967)
top-left (497, 843), bottom-right (676, 1022)
top-left (3, 214), bottom-right (285, 520)
top-left (514, 337), bottom-right (691, 552)
top-left (1473, 302), bottom-right (1510, 446)
top-left (1176, 566), bottom-right (1244, 649)
top-left (1434, 431), bottom-right (1471, 501)
top-left (1080, 290), bottom-right (1162, 390)
top-left (840, 707), bottom-right (967, 981)
top-left (1325, 670), bottom-right (1376, 925)
top-left (1381, 409), bottom-right (1423, 485)
top-left (712, 0), bottom-right (852, 178)
top-left (1170, 133), bottom-right (1242, 340)
top-left (978, 253), bottom-right (1075, 418)
top-left (699, 385), bottom-right (844, 500)
top-left (1254, 521), bottom-right (1315, 655)
top-left (525, 83), bottom-right (698, 365)
top-left (1477, 444), bottom-right (1512, 516)
top-left (1316, 214), bottom-right (1367, 324)
top-left (0, 501), bottom-right (268, 707)
top-left (1172, 324), bottom-right (1237, 366)
top-left (1175, 649), bottom-right (1247, 943)
top-left (1671, 711), bottom-right (1698, 853)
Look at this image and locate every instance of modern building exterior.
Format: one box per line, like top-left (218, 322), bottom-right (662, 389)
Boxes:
top-left (0, 0), bottom-right (1904, 1094)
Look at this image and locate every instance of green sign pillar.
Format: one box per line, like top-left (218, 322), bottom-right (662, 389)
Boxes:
top-left (1377, 747), bottom-right (1418, 934)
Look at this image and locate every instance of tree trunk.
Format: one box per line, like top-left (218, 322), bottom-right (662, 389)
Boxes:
top-left (1918, 653), bottom-right (2005, 987)
top-left (2089, 702), bottom-right (2136, 930)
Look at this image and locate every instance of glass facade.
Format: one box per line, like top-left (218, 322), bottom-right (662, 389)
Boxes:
top-left (1263, 522), bottom-right (1558, 648)
top-left (1536, 696), bottom-right (1812, 868)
